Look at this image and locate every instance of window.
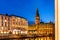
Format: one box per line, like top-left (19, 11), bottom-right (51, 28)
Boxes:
top-left (13, 22), bottom-right (15, 24)
top-left (5, 22), bottom-right (7, 27)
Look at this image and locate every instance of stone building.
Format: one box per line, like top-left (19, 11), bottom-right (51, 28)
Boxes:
top-left (28, 8), bottom-right (55, 37)
top-left (0, 14), bottom-right (28, 34)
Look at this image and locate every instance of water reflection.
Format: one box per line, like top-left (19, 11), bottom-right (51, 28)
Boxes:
top-left (3, 37), bottom-right (54, 40)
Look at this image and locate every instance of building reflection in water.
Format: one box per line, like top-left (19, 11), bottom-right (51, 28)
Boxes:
top-left (5, 37), bottom-right (53, 40)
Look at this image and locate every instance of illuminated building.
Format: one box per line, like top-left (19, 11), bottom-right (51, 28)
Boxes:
top-left (0, 14), bottom-right (28, 34)
top-left (9, 15), bottom-right (28, 34)
top-left (28, 8), bottom-right (55, 40)
top-left (0, 14), bottom-right (9, 34)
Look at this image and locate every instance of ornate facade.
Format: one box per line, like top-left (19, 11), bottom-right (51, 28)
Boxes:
top-left (28, 8), bottom-right (55, 38)
top-left (0, 14), bottom-right (28, 34)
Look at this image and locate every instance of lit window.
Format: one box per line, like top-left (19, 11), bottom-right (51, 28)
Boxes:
top-left (5, 20), bottom-right (7, 22)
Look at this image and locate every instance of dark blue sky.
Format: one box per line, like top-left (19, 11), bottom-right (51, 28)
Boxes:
top-left (0, 0), bottom-right (54, 23)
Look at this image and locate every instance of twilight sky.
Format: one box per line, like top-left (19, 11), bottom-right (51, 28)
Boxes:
top-left (0, 0), bottom-right (54, 24)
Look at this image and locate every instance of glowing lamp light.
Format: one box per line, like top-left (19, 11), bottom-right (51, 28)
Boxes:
top-left (16, 31), bottom-right (18, 34)
top-left (21, 31), bottom-right (23, 34)
top-left (1, 31), bottom-right (3, 33)
top-left (13, 31), bottom-right (15, 34)
top-left (21, 31), bottom-right (28, 34)
top-left (5, 20), bottom-right (7, 22)
top-left (25, 31), bottom-right (28, 34)
top-left (1, 31), bottom-right (8, 34)
top-left (12, 29), bottom-right (19, 34)
top-left (13, 29), bottom-right (17, 34)
top-left (4, 32), bottom-right (6, 34)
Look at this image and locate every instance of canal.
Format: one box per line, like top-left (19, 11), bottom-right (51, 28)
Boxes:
top-left (0, 36), bottom-right (54, 40)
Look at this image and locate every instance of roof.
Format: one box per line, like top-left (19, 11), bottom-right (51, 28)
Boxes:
top-left (36, 8), bottom-right (40, 17)
top-left (0, 13), bottom-right (28, 21)
top-left (9, 14), bottom-right (27, 21)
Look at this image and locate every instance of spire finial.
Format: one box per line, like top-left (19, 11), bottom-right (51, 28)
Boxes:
top-left (36, 8), bottom-right (39, 17)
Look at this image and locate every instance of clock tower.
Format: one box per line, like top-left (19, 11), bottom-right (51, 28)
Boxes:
top-left (35, 8), bottom-right (40, 25)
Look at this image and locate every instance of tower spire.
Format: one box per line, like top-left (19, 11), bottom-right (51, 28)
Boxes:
top-left (35, 8), bottom-right (40, 25)
top-left (36, 8), bottom-right (39, 17)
